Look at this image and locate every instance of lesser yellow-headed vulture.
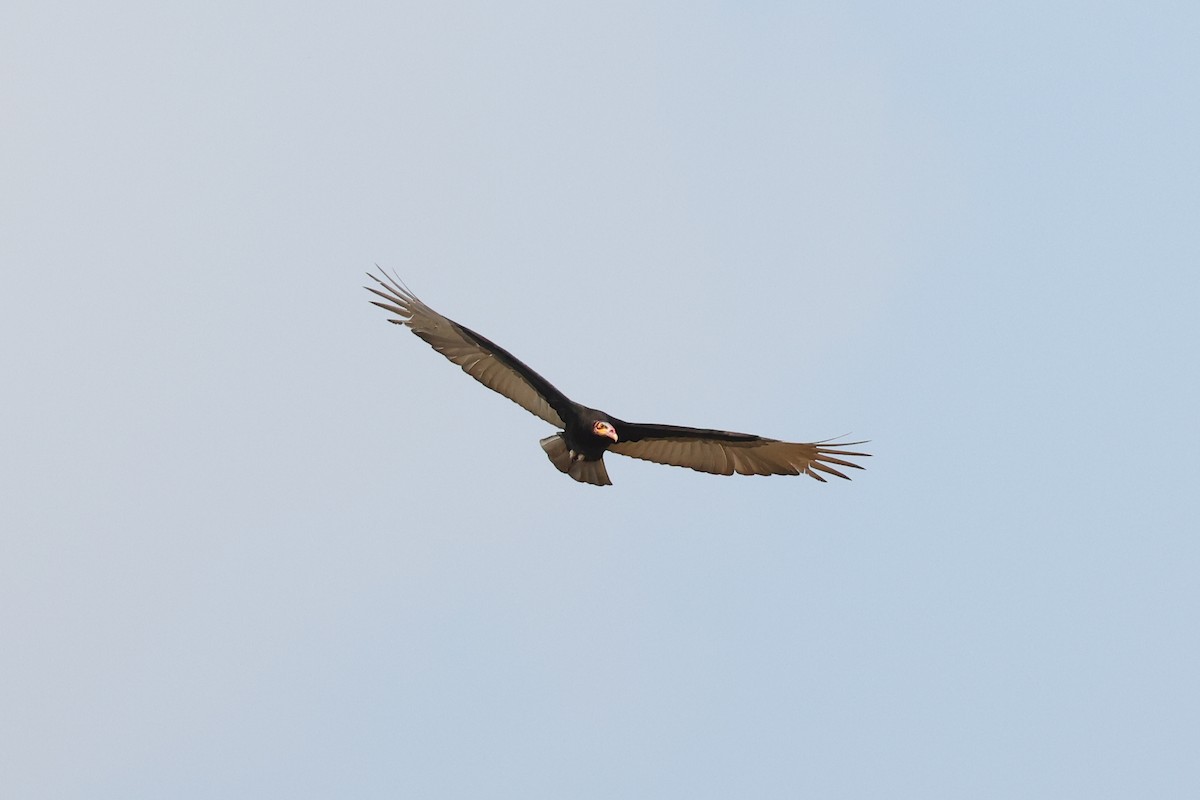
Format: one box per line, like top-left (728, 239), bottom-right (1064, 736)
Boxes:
top-left (366, 271), bottom-right (869, 486)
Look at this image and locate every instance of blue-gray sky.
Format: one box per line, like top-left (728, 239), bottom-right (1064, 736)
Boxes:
top-left (3, 2), bottom-right (1197, 798)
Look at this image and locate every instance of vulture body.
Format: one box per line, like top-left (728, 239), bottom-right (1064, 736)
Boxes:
top-left (366, 271), bottom-right (869, 486)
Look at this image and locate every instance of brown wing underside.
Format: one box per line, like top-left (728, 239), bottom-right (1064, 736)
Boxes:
top-left (609, 428), bottom-right (869, 481)
top-left (366, 271), bottom-right (567, 428)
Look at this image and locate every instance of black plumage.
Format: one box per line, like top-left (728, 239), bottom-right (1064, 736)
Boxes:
top-left (366, 271), bottom-right (869, 486)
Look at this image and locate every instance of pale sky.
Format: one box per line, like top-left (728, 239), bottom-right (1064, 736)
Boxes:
top-left (3, 2), bottom-right (1198, 798)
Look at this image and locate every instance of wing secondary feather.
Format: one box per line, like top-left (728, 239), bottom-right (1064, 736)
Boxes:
top-left (366, 271), bottom-right (568, 427)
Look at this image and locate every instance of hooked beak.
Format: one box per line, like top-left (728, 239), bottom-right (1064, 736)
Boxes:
top-left (594, 421), bottom-right (618, 442)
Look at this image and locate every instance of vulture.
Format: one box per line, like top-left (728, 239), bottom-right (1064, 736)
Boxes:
top-left (366, 271), bottom-right (869, 486)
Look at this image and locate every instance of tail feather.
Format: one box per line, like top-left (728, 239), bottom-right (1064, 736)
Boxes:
top-left (539, 434), bottom-right (613, 486)
top-left (569, 457), bottom-right (612, 486)
top-left (539, 434), bottom-right (573, 473)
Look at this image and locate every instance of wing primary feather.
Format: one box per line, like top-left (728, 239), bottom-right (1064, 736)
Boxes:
top-left (808, 461), bottom-right (851, 480)
top-left (813, 454), bottom-right (866, 470)
top-left (367, 298), bottom-right (409, 318)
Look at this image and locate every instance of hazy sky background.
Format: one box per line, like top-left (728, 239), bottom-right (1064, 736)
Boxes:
top-left (3, 2), bottom-right (1198, 798)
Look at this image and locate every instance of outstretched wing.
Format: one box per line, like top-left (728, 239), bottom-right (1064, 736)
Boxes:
top-left (609, 421), bottom-right (869, 481)
top-left (366, 271), bottom-right (568, 428)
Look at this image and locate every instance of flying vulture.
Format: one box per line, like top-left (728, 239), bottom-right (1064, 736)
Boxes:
top-left (365, 271), bottom-right (869, 486)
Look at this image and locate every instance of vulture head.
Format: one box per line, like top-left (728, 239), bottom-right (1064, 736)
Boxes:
top-left (592, 420), bottom-right (618, 442)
